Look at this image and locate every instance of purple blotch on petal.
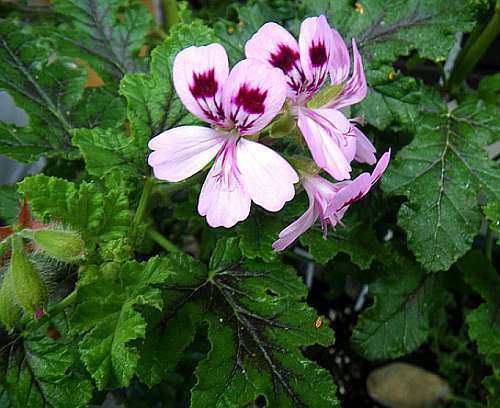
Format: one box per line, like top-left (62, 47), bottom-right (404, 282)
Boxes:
top-left (309, 41), bottom-right (328, 67)
top-left (269, 44), bottom-right (300, 74)
top-left (233, 84), bottom-right (267, 114)
top-left (190, 69), bottom-right (218, 99)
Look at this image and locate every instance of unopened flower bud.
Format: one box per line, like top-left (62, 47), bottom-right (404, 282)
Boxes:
top-left (25, 229), bottom-right (85, 263)
top-left (10, 236), bottom-right (48, 314)
top-left (0, 271), bottom-right (21, 333)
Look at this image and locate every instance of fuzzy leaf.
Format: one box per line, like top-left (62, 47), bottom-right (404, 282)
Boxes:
top-left (382, 94), bottom-right (500, 271)
top-left (53, 0), bottom-right (153, 79)
top-left (119, 21), bottom-right (215, 150)
top-left (0, 19), bottom-right (87, 161)
top-left (72, 127), bottom-right (144, 178)
top-left (70, 257), bottom-right (173, 389)
top-left (18, 175), bottom-right (129, 252)
top-left (0, 316), bottom-right (93, 408)
top-left (352, 259), bottom-right (445, 360)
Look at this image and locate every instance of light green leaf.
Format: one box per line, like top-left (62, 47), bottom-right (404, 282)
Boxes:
top-left (0, 316), bottom-right (93, 408)
top-left (18, 175), bottom-right (129, 252)
top-left (53, 0), bottom-right (153, 79)
top-left (70, 257), bottom-right (174, 389)
top-left (382, 94), bottom-right (500, 271)
top-left (352, 259), bottom-right (445, 360)
top-left (72, 127), bottom-right (144, 178)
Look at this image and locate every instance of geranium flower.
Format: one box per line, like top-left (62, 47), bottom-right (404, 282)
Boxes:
top-left (148, 44), bottom-right (298, 228)
top-left (245, 16), bottom-right (376, 178)
top-left (272, 150), bottom-right (390, 251)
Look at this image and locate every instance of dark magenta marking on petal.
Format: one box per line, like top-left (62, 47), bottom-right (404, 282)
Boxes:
top-left (269, 44), bottom-right (300, 74)
top-left (190, 68), bottom-right (218, 99)
top-left (233, 84), bottom-right (267, 114)
top-left (340, 190), bottom-right (365, 208)
top-left (309, 41), bottom-right (328, 67)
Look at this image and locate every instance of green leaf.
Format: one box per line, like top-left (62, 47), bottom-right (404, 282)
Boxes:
top-left (236, 211), bottom-right (283, 262)
top-left (72, 127), bottom-right (144, 178)
top-left (0, 316), bottom-right (93, 408)
top-left (53, 0), bottom-right (153, 79)
top-left (214, 1), bottom-right (295, 63)
top-left (18, 175), bottom-right (129, 252)
top-left (70, 257), bottom-right (174, 389)
top-left (382, 93), bottom-right (500, 271)
top-left (309, 0), bottom-right (475, 65)
top-left (137, 243), bottom-right (338, 406)
top-left (353, 66), bottom-right (421, 131)
top-left (119, 21), bottom-right (215, 151)
top-left (300, 216), bottom-right (381, 269)
top-left (485, 201), bottom-right (500, 235)
top-left (352, 258), bottom-right (445, 360)
top-left (0, 18), bottom-right (87, 161)
top-left (0, 185), bottom-right (19, 225)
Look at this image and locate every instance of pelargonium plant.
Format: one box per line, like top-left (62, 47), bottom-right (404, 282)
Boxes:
top-left (0, 1), bottom-right (498, 407)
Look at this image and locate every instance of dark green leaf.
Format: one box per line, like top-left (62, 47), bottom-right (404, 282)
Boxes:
top-left (0, 19), bottom-right (87, 161)
top-left (0, 316), bottom-right (93, 408)
top-left (0, 185), bottom-right (19, 225)
top-left (53, 0), bottom-right (153, 79)
top-left (382, 94), bottom-right (500, 271)
top-left (352, 258), bottom-right (445, 360)
top-left (300, 216), bottom-right (381, 269)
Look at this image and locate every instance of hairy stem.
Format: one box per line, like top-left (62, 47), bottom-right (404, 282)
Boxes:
top-left (130, 176), bottom-right (154, 242)
top-left (148, 228), bottom-right (180, 253)
top-left (448, 1), bottom-right (500, 89)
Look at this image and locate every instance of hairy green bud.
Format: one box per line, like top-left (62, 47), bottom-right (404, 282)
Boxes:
top-left (25, 229), bottom-right (85, 263)
top-left (307, 83), bottom-right (344, 109)
top-left (10, 236), bottom-right (48, 314)
top-left (0, 271), bottom-right (21, 332)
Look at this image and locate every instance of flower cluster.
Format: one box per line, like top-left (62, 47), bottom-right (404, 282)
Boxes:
top-left (148, 15), bottom-right (390, 250)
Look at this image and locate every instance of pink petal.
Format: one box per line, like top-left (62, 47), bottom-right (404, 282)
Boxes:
top-left (297, 109), bottom-right (352, 180)
top-left (329, 29), bottom-right (350, 85)
top-left (237, 138), bottom-right (298, 212)
top-left (328, 173), bottom-right (372, 213)
top-left (302, 174), bottom-right (338, 213)
top-left (299, 15), bottom-right (333, 89)
top-left (245, 22), bottom-right (303, 99)
top-left (371, 150), bottom-right (391, 185)
top-left (272, 197), bottom-right (318, 251)
top-left (328, 39), bottom-right (367, 109)
top-left (173, 43), bottom-right (228, 125)
top-left (353, 126), bottom-right (376, 165)
top-left (148, 126), bottom-right (225, 182)
top-left (222, 59), bottom-right (287, 134)
top-left (197, 143), bottom-right (251, 228)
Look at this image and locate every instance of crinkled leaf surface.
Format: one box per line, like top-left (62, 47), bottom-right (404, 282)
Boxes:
top-left (53, 0), bottom-right (153, 79)
top-left (119, 21), bottom-right (215, 151)
top-left (352, 257), bottom-right (445, 360)
top-left (300, 215), bottom-right (381, 269)
top-left (382, 93), bottom-right (500, 271)
top-left (0, 316), bottom-right (93, 408)
top-left (70, 257), bottom-right (173, 389)
top-left (18, 175), bottom-right (129, 252)
top-left (138, 239), bottom-right (338, 407)
top-left (0, 19), bottom-right (87, 162)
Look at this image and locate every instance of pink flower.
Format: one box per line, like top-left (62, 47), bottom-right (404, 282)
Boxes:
top-left (148, 44), bottom-right (298, 228)
top-left (245, 16), bottom-right (375, 178)
top-left (272, 150), bottom-right (390, 251)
